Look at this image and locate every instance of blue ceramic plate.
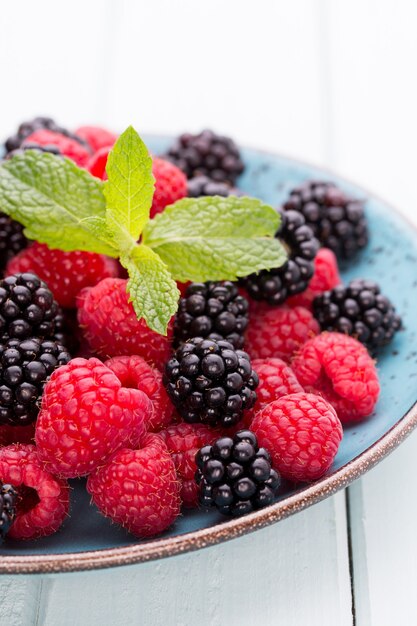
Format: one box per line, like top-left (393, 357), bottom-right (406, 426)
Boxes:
top-left (2, 137), bottom-right (417, 574)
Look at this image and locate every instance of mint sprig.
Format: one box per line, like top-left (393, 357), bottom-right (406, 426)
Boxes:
top-left (0, 126), bottom-right (288, 335)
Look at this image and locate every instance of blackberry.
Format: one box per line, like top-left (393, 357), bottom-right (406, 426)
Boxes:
top-left (5, 142), bottom-right (62, 159)
top-left (195, 430), bottom-right (281, 517)
top-left (283, 181), bottom-right (368, 260)
top-left (174, 282), bottom-right (249, 349)
top-left (0, 336), bottom-right (70, 426)
top-left (0, 214), bottom-right (27, 273)
top-left (0, 273), bottom-right (61, 342)
top-left (164, 129), bottom-right (244, 185)
top-left (313, 279), bottom-right (402, 351)
top-left (0, 483), bottom-right (17, 542)
top-left (187, 175), bottom-right (241, 198)
top-left (241, 209), bottom-right (319, 305)
top-left (164, 337), bottom-right (258, 428)
top-left (4, 116), bottom-right (88, 154)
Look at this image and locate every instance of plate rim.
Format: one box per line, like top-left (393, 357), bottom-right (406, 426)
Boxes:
top-left (2, 145), bottom-right (417, 575)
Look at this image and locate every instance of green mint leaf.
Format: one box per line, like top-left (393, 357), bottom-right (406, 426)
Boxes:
top-left (104, 126), bottom-right (155, 251)
top-left (121, 245), bottom-right (179, 335)
top-left (0, 151), bottom-right (118, 257)
top-left (142, 195), bottom-right (286, 281)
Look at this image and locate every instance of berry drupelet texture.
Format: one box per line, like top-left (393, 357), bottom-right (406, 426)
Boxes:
top-left (174, 281), bottom-right (249, 349)
top-left (195, 429), bottom-right (280, 517)
top-left (0, 214), bottom-right (28, 273)
top-left (0, 482), bottom-right (17, 543)
top-left (242, 209), bottom-right (319, 305)
top-left (4, 116), bottom-right (87, 154)
top-left (164, 337), bottom-right (258, 428)
top-left (164, 129), bottom-right (244, 185)
top-left (5, 142), bottom-right (62, 159)
top-left (313, 279), bottom-right (402, 351)
top-left (283, 181), bottom-right (368, 260)
top-left (187, 175), bottom-right (241, 198)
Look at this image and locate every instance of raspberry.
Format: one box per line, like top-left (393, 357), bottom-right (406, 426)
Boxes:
top-left (0, 483), bottom-right (17, 543)
top-left (74, 126), bottom-right (118, 152)
top-left (87, 146), bottom-right (111, 180)
top-left (7, 243), bottom-right (119, 309)
top-left (292, 332), bottom-right (380, 423)
top-left (0, 444), bottom-right (69, 539)
top-left (288, 248), bottom-right (341, 309)
top-left (77, 278), bottom-right (173, 370)
top-left (245, 305), bottom-right (319, 362)
top-left (0, 214), bottom-right (27, 273)
top-left (105, 355), bottom-right (175, 432)
top-left (23, 130), bottom-right (91, 167)
top-left (4, 116), bottom-right (85, 154)
top-left (159, 422), bottom-right (220, 507)
top-left (164, 338), bottom-right (258, 428)
top-left (244, 358), bottom-right (304, 427)
top-left (87, 433), bottom-right (181, 538)
top-left (187, 175), bottom-right (241, 198)
top-left (251, 393), bottom-right (343, 482)
top-left (195, 430), bottom-right (281, 516)
top-left (35, 357), bottom-right (151, 478)
top-left (150, 157), bottom-right (187, 219)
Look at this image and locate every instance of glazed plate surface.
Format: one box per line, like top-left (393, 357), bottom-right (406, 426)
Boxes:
top-left (2, 137), bottom-right (417, 573)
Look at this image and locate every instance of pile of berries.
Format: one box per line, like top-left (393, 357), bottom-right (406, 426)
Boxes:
top-left (0, 118), bottom-right (402, 545)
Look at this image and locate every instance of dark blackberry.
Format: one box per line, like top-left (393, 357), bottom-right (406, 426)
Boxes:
top-left (4, 116), bottom-right (88, 154)
top-left (0, 336), bottom-right (70, 426)
top-left (0, 483), bottom-right (17, 542)
top-left (164, 129), bottom-right (244, 185)
top-left (241, 209), bottom-right (319, 305)
top-left (0, 273), bottom-right (62, 342)
top-left (313, 279), bottom-right (402, 351)
top-left (195, 430), bottom-right (281, 517)
top-left (187, 175), bottom-right (242, 198)
top-left (283, 181), bottom-right (368, 260)
top-left (0, 214), bottom-right (28, 273)
top-left (5, 142), bottom-right (62, 159)
top-left (164, 337), bottom-right (258, 428)
top-left (174, 282), bottom-right (249, 349)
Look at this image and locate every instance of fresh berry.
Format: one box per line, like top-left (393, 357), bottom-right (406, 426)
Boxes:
top-left (87, 146), bottom-right (111, 180)
top-left (0, 482), bottom-right (17, 543)
top-left (245, 305), bottom-right (319, 362)
top-left (0, 444), bottom-right (69, 539)
top-left (252, 393), bottom-right (342, 482)
top-left (23, 130), bottom-right (91, 167)
top-left (164, 337), bottom-right (258, 428)
top-left (242, 209), bottom-right (319, 305)
top-left (283, 181), bottom-right (368, 259)
top-left (313, 279), bottom-right (402, 351)
top-left (4, 116), bottom-right (86, 154)
top-left (292, 332), bottom-right (380, 423)
top-left (74, 125), bottom-right (118, 152)
top-left (0, 214), bottom-right (27, 273)
top-left (164, 129), bottom-right (244, 184)
top-left (77, 278), bottom-right (173, 370)
top-left (195, 429), bottom-right (280, 516)
top-left (0, 423), bottom-right (35, 447)
top-left (87, 433), bottom-right (181, 537)
top-left (0, 337), bottom-right (70, 427)
top-left (159, 422), bottom-right (220, 507)
top-left (244, 358), bottom-right (304, 426)
top-left (288, 248), bottom-right (341, 309)
top-left (35, 357), bottom-right (151, 478)
top-left (174, 281), bottom-right (249, 349)
top-left (104, 355), bottom-right (175, 432)
top-left (7, 243), bottom-right (119, 309)
top-left (151, 157), bottom-right (188, 218)
top-left (6, 142), bottom-right (62, 159)
top-left (187, 175), bottom-right (241, 198)
top-left (0, 273), bottom-right (62, 342)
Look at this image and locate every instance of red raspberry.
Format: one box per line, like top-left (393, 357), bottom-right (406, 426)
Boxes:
top-left (0, 444), bottom-right (69, 539)
top-left (159, 422), bottom-right (220, 507)
top-left (87, 146), bottom-right (111, 180)
top-left (35, 357), bottom-right (151, 478)
top-left (245, 305), bottom-right (319, 362)
top-left (292, 332), bottom-right (380, 423)
top-left (151, 157), bottom-right (187, 219)
top-left (288, 248), bottom-right (341, 309)
top-left (252, 393), bottom-right (343, 482)
top-left (105, 355), bottom-right (175, 432)
top-left (24, 130), bottom-right (91, 167)
top-left (0, 424), bottom-right (35, 447)
top-left (77, 278), bottom-right (173, 370)
top-left (6, 243), bottom-right (119, 308)
top-left (74, 126), bottom-right (118, 152)
top-left (87, 433), bottom-right (181, 537)
top-left (244, 357), bottom-right (304, 427)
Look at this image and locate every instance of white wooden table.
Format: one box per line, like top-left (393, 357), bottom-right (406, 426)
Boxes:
top-left (1, 1), bottom-right (417, 623)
